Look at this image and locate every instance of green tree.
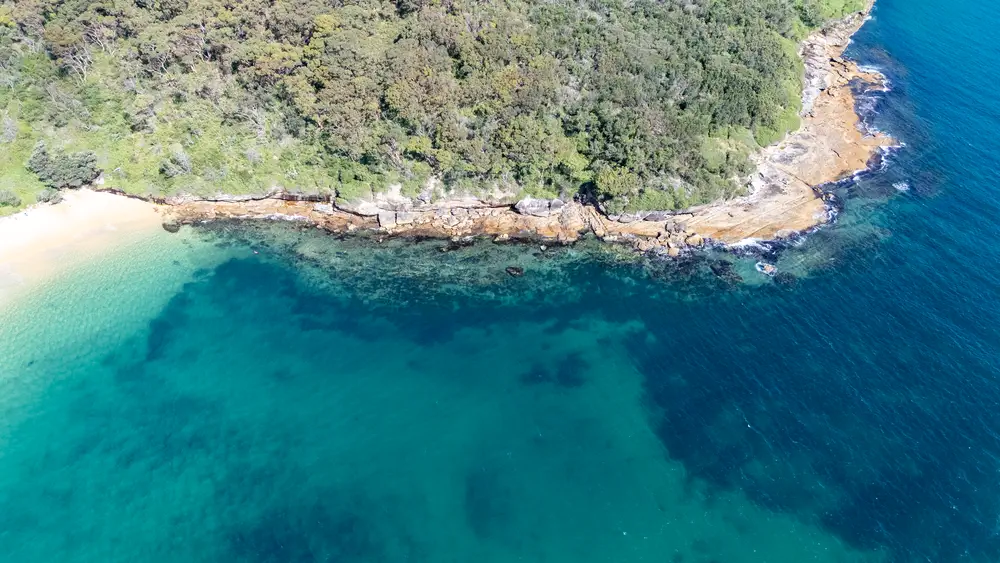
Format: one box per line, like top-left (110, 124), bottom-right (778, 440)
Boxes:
top-left (26, 142), bottom-right (101, 189)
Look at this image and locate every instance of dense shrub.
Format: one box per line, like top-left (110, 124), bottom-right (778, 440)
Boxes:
top-left (159, 149), bottom-right (192, 178)
top-left (0, 189), bottom-right (21, 207)
top-left (0, 115), bottom-right (15, 144)
top-left (26, 142), bottom-right (100, 189)
top-left (36, 188), bottom-right (63, 204)
top-left (594, 166), bottom-right (642, 216)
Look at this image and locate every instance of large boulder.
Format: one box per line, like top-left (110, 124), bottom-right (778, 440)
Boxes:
top-left (612, 212), bottom-right (643, 223)
top-left (514, 197), bottom-right (554, 217)
top-left (377, 210), bottom-right (397, 228)
top-left (338, 184), bottom-right (415, 216)
top-left (557, 203), bottom-right (587, 231)
top-left (372, 185), bottom-right (414, 211)
top-left (337, 199), bottom-right (381, 216)
top-left (643, 210), bottom-right (671, 222)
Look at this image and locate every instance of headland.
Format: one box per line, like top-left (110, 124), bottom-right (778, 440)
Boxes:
top-left (0, 2), bottom-right (893, 263)
top-left (159, 2), bottom-right (893, 254)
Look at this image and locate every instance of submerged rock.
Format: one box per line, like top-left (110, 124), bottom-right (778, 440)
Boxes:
top-left (505, 266), bottom-right (524, 277)
top-left (161, 220), bottom-right (181, 233)
top-left (441, 236), bottom-right (475, 252)
top-left (710, 260), bottom-right (743, 285)
top-left (774, 272), bottom-right (798, 287)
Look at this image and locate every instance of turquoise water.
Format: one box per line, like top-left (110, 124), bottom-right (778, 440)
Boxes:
top-left (3, 1), bottom-right (1000, 561)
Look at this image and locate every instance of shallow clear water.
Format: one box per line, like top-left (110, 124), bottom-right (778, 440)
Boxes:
top-left (3, 1), bottom-right (1000, 561)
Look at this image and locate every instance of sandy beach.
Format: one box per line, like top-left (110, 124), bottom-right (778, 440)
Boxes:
top-left (0, 190), bottom-right (163, 302)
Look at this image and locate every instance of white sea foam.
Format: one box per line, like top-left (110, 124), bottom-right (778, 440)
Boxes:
top-left (726, 238), bottom-right (774, 255)
top-left (856, 96), bottom-right (880, 117)
top-left (825, 205), bottom-right (840, 224)
top-left (856, 65), bottom-right (892, 93)
top-left (893, 182), bottom-right (910, 192)
top-left (727, 237), bottom-right (760, 248)
top-left (879, 144), bottom-right (904, 159)
top-left (857, 64), bottom-right (884, 76)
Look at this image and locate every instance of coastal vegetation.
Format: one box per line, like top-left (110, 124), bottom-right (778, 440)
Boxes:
top-left (0, 188), bottom-right (20, 207)
top-left (0, 0), bottom-right (862, 216)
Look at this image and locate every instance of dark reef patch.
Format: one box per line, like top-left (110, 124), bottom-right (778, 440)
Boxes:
top-left (773, 271), bottom-right (797, 287)
top-left (463, 466), bottom-right (512, 541)
top-left (145, 293), bottom-right (192, 362)
top-left (519, 363), bottom-right (550, 386)
top-left (518, 353), bottom-right (588, 389)
top-left (228, 500), bottom-right (383, 563)
top-left (624, 278), bottom-right (1000, 562)
top-left (554, 352), bottom-right (588, 388)
top-left (709, 260), bottom-right (743, 287)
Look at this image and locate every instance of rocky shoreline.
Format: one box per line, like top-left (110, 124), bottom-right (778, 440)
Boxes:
top-left (157, 2), bottom-right (892, 256)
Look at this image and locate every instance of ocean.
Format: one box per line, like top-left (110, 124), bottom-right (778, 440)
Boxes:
top-left (2, 0), bottom-right (1000, 561)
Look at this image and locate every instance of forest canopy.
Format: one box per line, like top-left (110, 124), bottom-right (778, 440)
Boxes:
top-left (0, 0), bottom-right (863, 213)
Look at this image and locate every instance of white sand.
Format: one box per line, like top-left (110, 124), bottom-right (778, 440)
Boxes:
top-left (0, 190), bottom-right (163, 301)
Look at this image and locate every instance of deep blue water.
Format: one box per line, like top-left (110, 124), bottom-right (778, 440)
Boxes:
top-left (3, 0), bottom-right (1000, 561)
